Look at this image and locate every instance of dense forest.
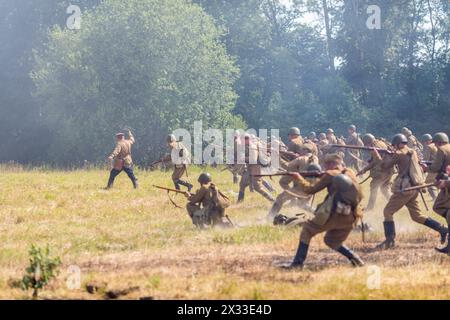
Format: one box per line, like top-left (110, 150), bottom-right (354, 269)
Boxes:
top-left (1, 0), bottom-right (449, 165)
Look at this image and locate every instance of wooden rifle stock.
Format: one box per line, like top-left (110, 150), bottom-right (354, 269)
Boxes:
top-left (251, 171), bottom-right (325, 178)
top-left (153, 185), bottom-right (189, 195)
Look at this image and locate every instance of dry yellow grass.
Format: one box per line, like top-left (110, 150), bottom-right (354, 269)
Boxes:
top-left (0, 166), bottom-right (449, 300)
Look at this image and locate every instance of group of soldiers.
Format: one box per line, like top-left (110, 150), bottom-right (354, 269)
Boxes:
top-left (105, 125), bottom-right (450, 269)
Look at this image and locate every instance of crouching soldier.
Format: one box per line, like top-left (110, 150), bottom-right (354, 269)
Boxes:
top-left (106, 131), bottom-right (138, 189)
top-left (281, 154), bottom-right (365, 269)
top-left (186, 173), bottom-right (232, 229)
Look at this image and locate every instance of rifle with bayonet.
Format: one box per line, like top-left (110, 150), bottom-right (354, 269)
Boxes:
top-left (329, 144), bottom-right (395, 155)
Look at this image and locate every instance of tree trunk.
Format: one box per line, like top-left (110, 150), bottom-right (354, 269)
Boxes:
top-left (322, 0), bottom-right (335, 71)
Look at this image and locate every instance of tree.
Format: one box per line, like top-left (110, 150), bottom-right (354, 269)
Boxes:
top-left (32, 0), bottom-right (243, 165)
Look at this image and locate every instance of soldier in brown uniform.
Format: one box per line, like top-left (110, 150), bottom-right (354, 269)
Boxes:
top-left (163, 134), bottom-right (193, 191)
top-left (374, 134), bottom-right (448, 250)
top-left (286, 127), bottom-right (304, 151)
top-left (106, 131), bottom-right (138, 189)
top-left (358, 134), bottom-right (394, 211)
top-left (402, 127), bottom-right (423, 155)
top-left (421, 134), bottom-right (439, 200)
top-left (267, 144), bottom-right (320, 220)
top-left (237, 135), bottom-right (275, 203)
top-left (281, 154), bottom-right (365, 269)
top-left (186, 173), bottom-right (231, 228)
top-left (425, 132), bottom-right (450, 254)
top-left (344, 125), bottom-right (364, 171)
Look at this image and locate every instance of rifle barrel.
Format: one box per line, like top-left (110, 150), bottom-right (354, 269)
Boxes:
top-left (153, 185), bottom-right (188, 194)
top-left (329, 145), bottom-right (393, 154)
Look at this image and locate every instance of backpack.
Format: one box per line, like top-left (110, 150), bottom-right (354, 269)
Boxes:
top-left (210, 185), bottom-right (231, 209)
top-left (407, 150), bottom-right (426, 186)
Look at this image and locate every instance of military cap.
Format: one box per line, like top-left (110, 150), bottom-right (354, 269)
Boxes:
top-left (433, 132), bottom-right (449, 144)
top-left (289, 127), bottom-right (301, 136)
top-left (319, 133), bottom-right (327, 140)
top-left (392, 134), bottom-right (408, 145)
top-left (362, 134), bottom-right (375, 146)
top-left (198, 173), bottom-right (212, 184)
top-left (116, 132), bottom-right (125, 137)
top-left (167, 134), bottom-right (177, 143)
top-left (421, 134), bottom-right (433, 142)
top-left (309, 132), bottom-right (317, 138)
top-left (306, 163), bottom-right (322, 172)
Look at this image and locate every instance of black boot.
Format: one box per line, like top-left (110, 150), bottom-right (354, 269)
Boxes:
top-left (282, 242), bottom-right (309, 269)
top-left (237, 191), bottom-right (245, 203)
top-left (376, 221), bottom-right (396, 250)
top-left (435, 233), bottom-right (449, 254)
top-left (268, 202), bottom-right (282, 220)
top-left (178, 180), bottom-right (193, 192)
top-left (337, 246), bottom-right (365, 267)
top-left (424, 218), bottom-right (448, 245)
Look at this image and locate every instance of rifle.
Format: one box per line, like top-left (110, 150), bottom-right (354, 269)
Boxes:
top-left (251, 171), bottom-right (325, 178)
top-left (401, 182), bottom-right (438, 193)
top-left (153, 185), bottom-right (189, 195)
top-left (420, 161), bottom-right (433, 166)
top-left (329, 144), bottom-right (394, 155)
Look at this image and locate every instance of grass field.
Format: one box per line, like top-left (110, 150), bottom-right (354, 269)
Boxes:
top-left (0, 165), bottom-right (449, 300)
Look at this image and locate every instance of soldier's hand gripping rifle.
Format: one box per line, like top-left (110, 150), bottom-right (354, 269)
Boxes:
top-left (153, 185), bottom-right (190, 208)
top-left (329, 144), bottom-right (395, 155)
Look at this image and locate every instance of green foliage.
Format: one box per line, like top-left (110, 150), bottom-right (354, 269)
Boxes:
top-left (32, 0), bottom-right (243, 165)
top-left (21, 245), bottom-right (62, 299)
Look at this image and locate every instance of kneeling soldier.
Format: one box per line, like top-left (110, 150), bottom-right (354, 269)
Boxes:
top-left (186, 173), bottom-right (232, 229)
top-left (282, 154), bottom-right (365, 269)
top-left (106, 131), bottom-right (138, 189)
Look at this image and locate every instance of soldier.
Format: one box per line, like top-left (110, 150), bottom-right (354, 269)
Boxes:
top-left (402, 127), bottom-right (423, 155)
top-left (344, 125), bottom-right (364, 171)
top-left (105, 131), bottom-right (138, 189)
top-left (267, 144), bottom-right (320, 220)
top-left (358, 134), bottom-right (394, 212)
top-left (421, 134), bottom-right (439, 200)
top-left (425, 132), bottom-right (450, 254)
top-left (186, 173), bottom-right (232, 228)
top-left (286, 127), bottom-right (304, 151)
top-left (307, 132), bottom-right (318, 144)
top-left (237, 135), bottom-right (275, 203)
top-left (326, 128), bottom-right (338, 145)
top-left (163, 134), bottom-right (193, 191)
top-left (281, 154), bottom-right (365, 269)
top-left (374, 134), bottom-right (448, 250)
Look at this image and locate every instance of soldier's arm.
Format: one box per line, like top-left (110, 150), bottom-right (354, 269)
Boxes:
top-left (128, 131), bottom-right (135, 144)
top-left (188, 187), bottom-right (206, 204)
top-left (292, 173), bottom-right (334, 195)
top-left (109, 143), bottom-right (122, 159)
top-left (380, 153), bottom-right (397, 170)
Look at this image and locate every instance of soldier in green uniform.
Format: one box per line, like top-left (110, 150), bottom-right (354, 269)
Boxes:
top-left (425, 132), bottom-right (450, 255)
top-left (281, 154), bottom-right (365, 269)
top-left (105, 131), bottom-right (138, 189)
top-left (358, 134), bottom-right (394, 211)
top-left (374, 134), bottom-right (448, 250)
